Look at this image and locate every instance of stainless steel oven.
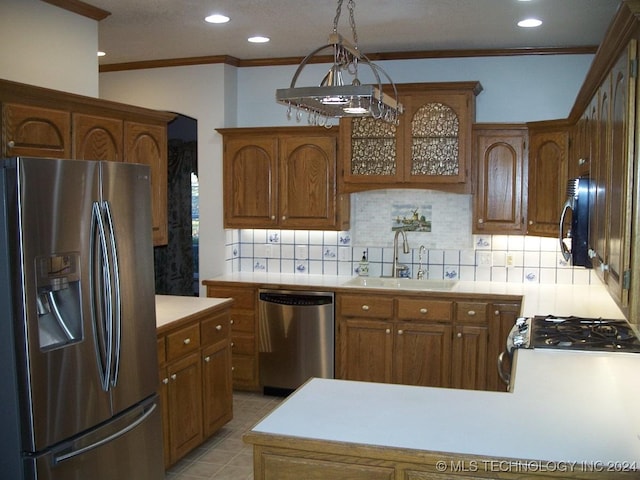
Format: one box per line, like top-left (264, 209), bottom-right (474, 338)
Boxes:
top-left (498, 315), bottom-right (640, 388)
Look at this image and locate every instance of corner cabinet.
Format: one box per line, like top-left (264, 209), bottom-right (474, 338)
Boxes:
top-left (340, 82), bottom-right (482, 193)
top-left (0, 79), bottom-right (173, 245)
top-left (472, 124), bottom-right (528, 234)
top-left (526, 120), bottom-right (570, 237)
top-left (217, 126), bottom-right (350, 230)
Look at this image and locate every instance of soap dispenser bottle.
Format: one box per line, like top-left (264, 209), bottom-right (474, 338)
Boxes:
top-left (358, 251), bottom-right (369, 277)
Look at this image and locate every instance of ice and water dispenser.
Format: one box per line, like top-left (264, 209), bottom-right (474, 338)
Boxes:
top-left (35, 253), bottom-right (83, 350)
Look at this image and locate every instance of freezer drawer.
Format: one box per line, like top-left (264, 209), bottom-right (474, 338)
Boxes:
top-left (23, 395), bottom-right (164, 480)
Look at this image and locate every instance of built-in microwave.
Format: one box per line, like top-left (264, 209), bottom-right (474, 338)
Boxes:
top-left (559, 177), bottom-right (592, 268)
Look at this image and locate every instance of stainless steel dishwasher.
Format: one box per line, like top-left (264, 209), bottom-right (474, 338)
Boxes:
top-left (258, 289), bottom-right (334, 393)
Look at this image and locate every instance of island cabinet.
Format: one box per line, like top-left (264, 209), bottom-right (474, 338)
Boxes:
top-left (336, 292), bottom-right (519, 392)
top-left (526, 120), bottom-right (570, 238)
top-left (203, 282), bottom-right (261, 391)
top-left (0, 78), bottom-right (173, 245)
top-left (472, 124), bottom-right (528, 234)
top-left (217, 126), bottom-right (349, 231)
top-left (340, 82), bottom-right (482, 194)
top-left (157, 304), bottom-right (233, 468)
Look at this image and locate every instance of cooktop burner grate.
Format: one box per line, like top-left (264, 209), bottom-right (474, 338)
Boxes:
top-left (531, 315), bottom-right (640, 352)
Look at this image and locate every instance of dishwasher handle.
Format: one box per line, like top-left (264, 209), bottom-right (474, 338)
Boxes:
top-left (259, 292), bottom-right (333, 306)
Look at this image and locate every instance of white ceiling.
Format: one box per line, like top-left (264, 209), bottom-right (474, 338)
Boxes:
top-left (92, 0), bottom-right (622, 66)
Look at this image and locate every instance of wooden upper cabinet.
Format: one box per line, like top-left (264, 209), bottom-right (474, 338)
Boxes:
top-left (73, 113), bottom-right (123, 161)
top-left (526, 121), bottom-right (570, 237)
top-left (280, 135), bottom-right (337, 228)
top-left (2, 103), bottom-right (71, 158)
top-left (472, 125), bottom-right (527, 234)
top-left (218, 126), bottom-right (348, 230)
top-left (125, 121), bottom-right (168, 246)
top-left (340, 82), bottom-right (481, 193)
top-left (222, 135), bottom-right (278, 228)
top-left (0, 79), bottom-right (173, 246)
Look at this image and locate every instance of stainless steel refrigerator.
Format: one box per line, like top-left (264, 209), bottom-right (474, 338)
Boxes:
top-left (0, 157), bottom-right (164, 480)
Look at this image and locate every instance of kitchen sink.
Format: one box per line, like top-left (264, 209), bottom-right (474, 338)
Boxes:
top-left (343, 276), bottom-right (458, 291)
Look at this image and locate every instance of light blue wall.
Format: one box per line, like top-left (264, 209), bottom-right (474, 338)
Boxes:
top-left (236, 54), bottom-right (594, 126)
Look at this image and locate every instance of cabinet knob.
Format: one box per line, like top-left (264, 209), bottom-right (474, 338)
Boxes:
top-left (494, 310), bottom-right (500, 316)
top-left (419, 308), bottom-right (428, 314)
top-left (361, 304), bottom-right (370, 311)
top-left (385, 328), bottom-right (391, 334)
top-left (478, 218), bottom-right (484, 224)
top-left (183, 338), bottom-right (191, 345)
top-left (398, 329), bottom-right (404, 335)
top-left (170, 374), bottom-right (177, 381)
top-left (215, 324), bottom-right (222, 331)
top-left (231, 342), bottom-right (235, 348)
top-left (7, 140), bottom-right (15, 148)
top-left (162, 377), bottom-right (168, 385)
top-left (204, 356), bottom-right (211, 362)
top-left (230, 319), bottom-right (234, 325)
top-left (282, 215), bottom-right (286, 220)
top-left (457, 332), bottom-right (462, 338)
top-left (467, 310), bottom-right (476, 316)
top-left (271, 215), bottom-right (276, 220)
top-left (528, 220), bottom-right (534, 225)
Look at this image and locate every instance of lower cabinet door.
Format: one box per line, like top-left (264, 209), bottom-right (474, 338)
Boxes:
top-left (202, 342), bottom-right (233, 437)
top-left (167, 352), bottom-right (203, 463)
top-left (341, 319), bottom-right (393, 383)
top-left (451, 325), bottom-right (488, 390)
top-left (394, 323), bottom-right (453, 388)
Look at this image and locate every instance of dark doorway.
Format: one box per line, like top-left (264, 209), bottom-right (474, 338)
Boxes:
top-left (154, 113), bottom-right (199, 296)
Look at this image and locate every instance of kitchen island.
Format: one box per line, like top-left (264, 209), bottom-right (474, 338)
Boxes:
top-left (219, 274), bottom-right (640, 478)
top-left (245, 350), bottom-right (640, 479)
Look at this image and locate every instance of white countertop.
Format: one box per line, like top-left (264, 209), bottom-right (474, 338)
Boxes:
top-left (155, 294), bottom-right (233, 329)
top-left (251, 349), bottom-right (640, 463)
top-left (206, 272), bottom-right (626, 319)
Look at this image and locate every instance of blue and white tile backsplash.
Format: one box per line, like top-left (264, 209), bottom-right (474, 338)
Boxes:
top-left (224, 190), bottom-right (598, 285)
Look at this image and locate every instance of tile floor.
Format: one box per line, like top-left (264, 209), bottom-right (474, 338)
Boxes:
top-left (165, 392), bottom-right (283, 480)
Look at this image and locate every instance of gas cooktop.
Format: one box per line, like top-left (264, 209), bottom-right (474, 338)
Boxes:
top-left (530, 315), bottom-right (640, 353)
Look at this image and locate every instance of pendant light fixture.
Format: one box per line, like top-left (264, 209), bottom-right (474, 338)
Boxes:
top-left (276, 0), bottom-right (403, 126)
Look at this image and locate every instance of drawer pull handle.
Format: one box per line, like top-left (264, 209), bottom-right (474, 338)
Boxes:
top-left (170, 374), bottom-right (177, 381)
top-left (361, 305), bottom-right (370, 311)
top-left (204, 356), bottom-right (211, 362)
top-left (467, 310), bottom-right (476, 316)
top-left (183, 338), bottom-right (191, 345)
top-left (216, 324), bottom-right (222, 331)
top-left (419, 308), bottom-right (428, 314)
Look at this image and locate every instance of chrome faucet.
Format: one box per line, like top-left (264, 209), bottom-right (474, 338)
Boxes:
top-left (392, 229), bottom-right (410, 278)
top-left (416, 245), bottom-right (426, 280)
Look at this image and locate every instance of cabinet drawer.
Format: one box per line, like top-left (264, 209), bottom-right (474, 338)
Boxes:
top-left (231, 334), bottom-right (255, 355)
top-left (396, 298), bottom-right (453, 322)
top-left (157, 337), bottom-right (166, 365)
top-left (207, 286), bottom-right (255, 309)
top-left (166, 323), bottom-right (201, 361)
top-left (230, 311), bottom-right (255, 333)
top-left (455, 302), bottom-right (488, 324)
top-left (201, 312), bottom-right (230, 345)
top-left (339, 295), bottom-right (394, 318)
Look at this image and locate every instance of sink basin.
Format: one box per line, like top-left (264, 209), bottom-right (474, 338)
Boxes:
top-left (343, 277), bottom-right (458, 291)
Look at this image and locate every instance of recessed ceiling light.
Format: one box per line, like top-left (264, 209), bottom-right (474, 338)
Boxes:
top-left (518, 18), bottom-right (542, 28)
top-left (97, 51), bottom-right (106, 57)
top-left (248, 36), bottom-right (270, 43)
top-left (205, 14), bottom-right (230, 24)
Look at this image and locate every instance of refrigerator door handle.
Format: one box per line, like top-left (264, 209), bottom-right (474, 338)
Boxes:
top-left (90, 201), bottom-right (113, 392)
top-left (103, 201), bottom-right (122, 388)
top-left (53, 402), bottom-right (158, 464)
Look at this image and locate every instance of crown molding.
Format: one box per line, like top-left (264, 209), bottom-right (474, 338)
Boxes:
top-left (41, 0), bottom-right (110, 21)
top-left (99, 46), bottom-right (598, 73)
